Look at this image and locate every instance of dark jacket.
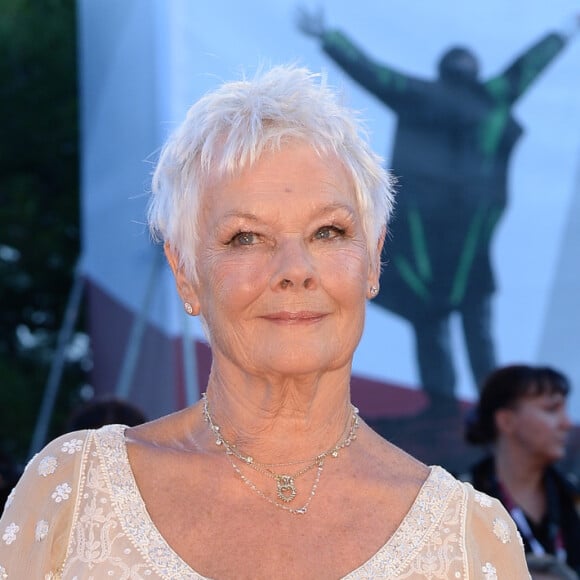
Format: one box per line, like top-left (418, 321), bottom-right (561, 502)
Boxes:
top-left (468, 455), bottom-right (580, 575)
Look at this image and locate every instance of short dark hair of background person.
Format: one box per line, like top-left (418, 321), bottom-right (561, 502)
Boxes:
top-left (63, 397), bottom-right (148, 432)
top-left (465, 364), bottom-right (570, 445)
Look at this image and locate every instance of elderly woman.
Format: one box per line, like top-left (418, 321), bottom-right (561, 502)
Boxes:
top-left (465, 364), bottom-right (580, 577)
top-left (0, 65), bottom-right (528, 579)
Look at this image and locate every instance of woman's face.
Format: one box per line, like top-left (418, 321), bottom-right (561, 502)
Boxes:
top-left (500, 391), bottom-right (572, 464)
top-left (173, 142), bottom-right (381, 379)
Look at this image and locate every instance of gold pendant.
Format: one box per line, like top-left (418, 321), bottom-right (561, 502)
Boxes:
top-left (276, 475), bottom-right (297, 502)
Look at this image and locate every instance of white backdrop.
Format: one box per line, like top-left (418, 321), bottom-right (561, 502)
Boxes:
top-left (79, 0), bottom-right (580, 415)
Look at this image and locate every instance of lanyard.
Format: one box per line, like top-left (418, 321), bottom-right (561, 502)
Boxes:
top-left (497, 481), bottom-right (567, 561)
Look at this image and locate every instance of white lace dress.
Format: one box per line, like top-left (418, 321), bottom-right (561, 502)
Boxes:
top-left (0, 426), bottom-right (530, 579)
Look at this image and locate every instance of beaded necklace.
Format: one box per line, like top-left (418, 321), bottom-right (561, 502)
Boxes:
top-left (202, 393), bottom-right (359, 515)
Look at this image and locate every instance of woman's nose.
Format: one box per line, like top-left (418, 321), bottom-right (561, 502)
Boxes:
top-left (271, 237), bottom-right (318, 291)
top-left (560, 410), bottom-right (573, 431)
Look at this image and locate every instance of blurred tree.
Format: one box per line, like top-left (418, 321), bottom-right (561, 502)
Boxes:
top-left (0, 0), bottom-right (87, 462)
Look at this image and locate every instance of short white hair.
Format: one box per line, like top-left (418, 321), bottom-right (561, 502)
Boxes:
top-left (148, 64), bottom-right (395, 282)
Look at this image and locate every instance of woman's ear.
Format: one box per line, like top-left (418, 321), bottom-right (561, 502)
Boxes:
top-left (164, 243), bottom-right (201, 315)
top-left (368, 227), bottom-right (386, 291)
top-left (494, 408), bottom-right (516, 436)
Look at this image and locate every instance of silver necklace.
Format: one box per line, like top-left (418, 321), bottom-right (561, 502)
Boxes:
top-left (202, 393), bottom-right (359, 514)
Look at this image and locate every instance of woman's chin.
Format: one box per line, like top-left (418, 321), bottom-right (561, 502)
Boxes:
top-left (249, 351), bottom-right (348, 379)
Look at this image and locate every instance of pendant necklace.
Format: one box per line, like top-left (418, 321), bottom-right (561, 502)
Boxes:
top-left (202, 393), bottom-right (359, 515)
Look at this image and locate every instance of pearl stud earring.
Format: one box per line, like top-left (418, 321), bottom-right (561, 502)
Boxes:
top-left (184, 302), bottom-right (194, 315)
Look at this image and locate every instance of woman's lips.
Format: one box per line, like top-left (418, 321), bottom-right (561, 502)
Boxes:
top-left (261, 311), bottom-right (327, 324)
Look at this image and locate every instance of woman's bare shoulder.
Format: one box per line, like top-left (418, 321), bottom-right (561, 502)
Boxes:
top-left (360, 422), bottom-right (430, 484)
top-left (125, 405), bottom-right (203, 450)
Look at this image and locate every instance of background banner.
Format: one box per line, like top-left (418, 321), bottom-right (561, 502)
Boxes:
top-left (79, 0), bottom-right (580, 471)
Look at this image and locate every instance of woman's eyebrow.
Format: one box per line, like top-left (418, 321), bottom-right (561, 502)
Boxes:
top-left (219, 211), bottom-right (261, 222)
top-left (313, 202), bottom-right (357, 217)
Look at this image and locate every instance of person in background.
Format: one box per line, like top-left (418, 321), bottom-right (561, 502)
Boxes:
top-left (63, 397), bottom-right (148, 432)
top-left (465, 364), bottom-right (580, 577)
top-left (0, 65), bottom-right (529, 579)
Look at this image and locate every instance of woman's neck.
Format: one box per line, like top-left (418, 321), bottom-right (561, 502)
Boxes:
top-left (201, 364), bottom-right (355, 464)
top-left (494, 443), bottom-right (547, 522)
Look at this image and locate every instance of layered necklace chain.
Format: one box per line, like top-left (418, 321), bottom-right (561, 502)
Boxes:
top-left (202, 393), bottom-right (360, 515)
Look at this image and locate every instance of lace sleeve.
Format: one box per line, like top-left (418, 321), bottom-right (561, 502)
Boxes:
top-left (463, 482), bottom-right (531, 579)
top-left (0, 430), bottom-right (91, 579)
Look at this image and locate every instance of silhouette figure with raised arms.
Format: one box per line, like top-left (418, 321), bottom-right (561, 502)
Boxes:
top-left (298, 7), bottom-right (580, 406)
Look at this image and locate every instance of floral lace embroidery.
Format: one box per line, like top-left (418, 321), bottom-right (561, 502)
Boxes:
top-left (1, 523), bottom-right (19, 545)
top-left (492, 518), bottom-right (511, 544)
top-left (98, 426), bottom-right (204, 579)
top-left (51, 483), bottom-right (72, 503)
top-left (38, 456), bottom-right (58, 477)
top-left (482, 562), bottom-right (498, 580)
top-left (342, 466), bottom-right (466, 579)
top-left (0, 564), bottom-right (7, 579)
top-left (61, 439), bottom-right (84, 455)
top-left (62, 430), bottom-right (160, 579)
top-left (35, 520), bottom-right (49, 542)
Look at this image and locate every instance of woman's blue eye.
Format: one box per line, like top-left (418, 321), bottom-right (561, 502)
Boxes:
top-left (231, 232), bottom-right (257, 246)
top-left (315, 226), bottom-right (345, 240)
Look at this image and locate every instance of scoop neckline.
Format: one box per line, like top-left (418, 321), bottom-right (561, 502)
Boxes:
top-left (96, 424), bottom-right (457, 579)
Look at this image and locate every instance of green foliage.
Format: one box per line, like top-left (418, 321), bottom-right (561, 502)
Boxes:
top-left (0, 0), bottom-right (85, 462)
